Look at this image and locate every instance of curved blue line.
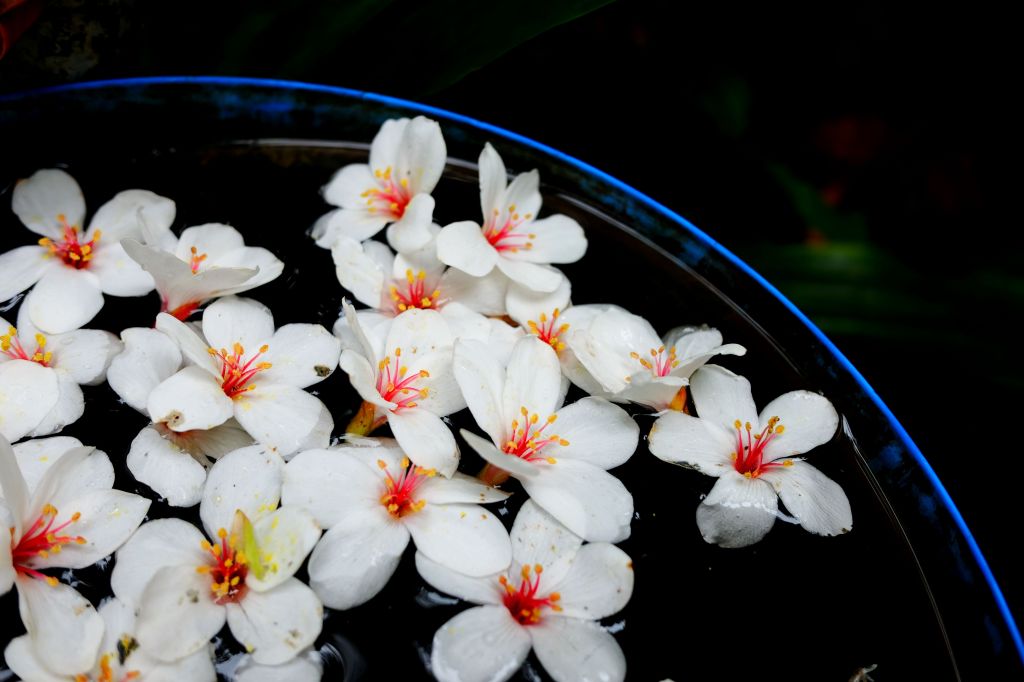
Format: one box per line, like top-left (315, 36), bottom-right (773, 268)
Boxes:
top-left (4, 75), bottom-right (1021, 660)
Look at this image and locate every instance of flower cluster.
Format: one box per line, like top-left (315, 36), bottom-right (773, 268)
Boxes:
top-left (0, 117), bottom-right (852, 681)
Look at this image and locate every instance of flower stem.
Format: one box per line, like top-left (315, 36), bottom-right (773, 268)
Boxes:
top-left (345, 400), bottom-right (382, 436)
top-left (478, 463), bottom-right (511, 487)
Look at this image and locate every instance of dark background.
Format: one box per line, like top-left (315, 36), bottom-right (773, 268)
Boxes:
top-left (2, 0), bottom-right (1020, 625)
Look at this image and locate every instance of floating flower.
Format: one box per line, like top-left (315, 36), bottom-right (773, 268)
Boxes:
top-left (0, 306), bottom-right (120, 442)
top-left (0, 434), bottom-right (150, 677)
top-left (417, 500), bottom-right (633, 682)
top-left (4, 597), bottom-right (217, 681)
top-left (147, 296), bottom-right (339, 457)
top-left (110, 445), bottom-right (323, 666)
top-left (0, 169), bottom-right (175, 334)
top-left (648, 364), bottom-right (852, 548)
top-left (281, 437), bottom-right (511, 610)
top-left (561, 304), bottom-right (745, 411)
top-left (106, 327), bottom-right (255, 506)
top-left (436, 143), bottom-right (586, 293)
top-left (121, 222), bottom-right (285, 321)
top-left (233, 648), bottom-right (323, 682)
top-left (338, 304), bottom-right (464, 476)
top-left (454, 335), bottom-right (637, 542)
top-left (312, 116), bottom-right (445, 253)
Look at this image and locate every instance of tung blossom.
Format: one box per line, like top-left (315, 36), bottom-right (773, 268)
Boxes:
top-left (648, 364), bottom-right (852, 548)
top-left (0, 169), bottom-right (175, 334)
top-left (417, 500), bottom-right (633, 682)
top-left (282, 438), bottom-right (511, 610)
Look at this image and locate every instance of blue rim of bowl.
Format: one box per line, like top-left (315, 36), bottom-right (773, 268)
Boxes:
top-left (2, 75), bottom-right (1021, 661)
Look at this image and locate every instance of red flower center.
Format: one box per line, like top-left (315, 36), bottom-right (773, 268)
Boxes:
top-left (363, 166), bottom-right (411, 220)
top-left (376, 348), bottom-right (429, 411)
top-left (732, 417), bottom-right (792, 477)
top-left (209, 342), bottom-right (272, 399)
top-left (10, 504), bottom-right (86, 584)
top-left (499, 564), bottom-right (561, 626)
top-left (527, 309), bottom-right (569, 352)
top-left (389, 269), bottom-right (441, 313)
top-left (0, 326), bottom-right (51, 367)
top-left (378, 456), bottom-right (435, 518)
top-left (503, 407), bottom-right (568, 463)
top-left (38, 216), bottom-right (100, 269)
top-left (197, 528), bottom-right (249, 604)
top-left (483, 204), bottom-right (535, 253)
top-left (630, 345), bottom-right (678, 378)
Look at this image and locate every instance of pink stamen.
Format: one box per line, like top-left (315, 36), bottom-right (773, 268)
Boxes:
top-left (732, 417), bottom-right (788, 477)
top-left (389, 269), bottom-right (441, 313)
top-left (38, 216), bottom-right (100, 269)
top-left (198, 529), bottom-right (248, 604)
top-left (630, 345), bottom-right (679, 378)
top-left (11, 504), bottom-right (86, 583)
top-left (376, 349), bottom-right (429, 411)
top-left (378, 457), bottom-right (434, 518)
top-left (0, 327), bottom-right (51, 366)
top-left (483, 204), bottom-right (535, 253)
top-left (362, 166), bottom-right (411, 220)
top-left (503, 408), bottom-right (567, 462)
top-left (526, 309), bottom-right (569, 352)
top-left (208, 343), bottom-right (272, 398)
top-left (499, 564), bottom-right (562, 625)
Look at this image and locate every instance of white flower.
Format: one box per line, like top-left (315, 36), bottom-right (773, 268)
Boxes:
top-left (0, 435), bottom-right (150, 677)
top-left (148, 296), bottom-right (340, 457)
top-left (417, 500), bottom-right (633, 682)
top-left (0, 169), bottom-right (175, 334)
top-left (233, 647), bottom-right (323, 682)
top-left (312, 116), bottom-right (446, 252)
top-left (4, 597), bottom-right (217, 681)
top-left (648, 364), bottom-right (852, 548)
top-left (281, 437), bottom-right (511, 610)
top-left (0, 307), bottom-right (120, 442)
top-left (561, 304), bottom-right (746, 411)
top-left (106, 327), bottom-right (255, 507)
top-left (121, 223), bottom-right (285, 320)
top-left (110, 446), bottom-right (323, 667)
top-left (338, 304), bottom-right (465, 476)
top-left (454, 335), bottom-right (637, 542)
top-left (435, 143), bottom-right (586, 293)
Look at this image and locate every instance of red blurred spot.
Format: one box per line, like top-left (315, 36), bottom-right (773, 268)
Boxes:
top-left (0, 0), bottom-right (43, 60)
top-left (816, 116), bottom-right (888, 165)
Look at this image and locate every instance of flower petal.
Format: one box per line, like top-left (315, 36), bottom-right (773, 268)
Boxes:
top-left (202, 296), bottom-right (275, 354)
top-left (0, 361), bottom-right (59, 442)
top-left (330, 236), bottom-right (388, 308)
top-left (136, 565), bottom-right (227, 663)
top-left (122, 238), bottom-right (254, 311)
top-left (546, 543), bottom-right (634, 621)
top-left (396, 116), bottom-right (446, 195)
top-left (690, 364), bottom-right (759, 432)
top-left (26, 267), bottom-right (104, 334)
top-left (414, 551), bottom-right (503, 605)
top-left (505, 272), bottom-right (571, 327)
top-left (147, 366), bottom-right (234, 432)
top-left (648, 410), bottom-right (735, 476)
top-left (307, 508), bottom-right (409, 609)
top-left (387, 407), bottom-right (459, 478)
top-left (176, 223), bottom-right (245, 260)
top-left (47, 328), bottom-right (121, 385)
top-left (459, 429), bottom-right (538, 480)
top-left (90, 241), bottom-right (155, 296)
top-left (107, 327), bottom-right (183, 413)
top-left (436, 221), bottom-right (498, 277)
top-left (200, 445), bottom-right (283, 538)
top-left (565, 306), bottom-right (662, 394)
top-left (0, 508), bottom-right (15, 595)
top-left (502, 169), bottom-right (543, 221)
top-left (17, 576), bottom-right (103, 676)
top-left (431, 605), bottom-right (530, 682)
top-left (3, 635), bottom-right (66, 682)
top-left (696, 471), bottom-right (779, 548)
top-left (439, 266), bottom-right (509, 315)
top-left (260, 324), bottom-right (341, 389)
top-left (184, 419), bottom-right (256, 459)
top-left (28, 446), bottom-right (113, 517)
top-left (529, 616), bottom-right (625, 682)
top-left (247, 507), bottom-right (321, 591)
top-left (127, 425), bottom-right (208, 507)
top-left (0, 434), bottom-right (31, 534)
top-left (86, 189), bottom-right (175, 242)
top-left (494, 257), bottom-right (562, 293)
top-left (313, 207), bottom-right (389, 248)
top-left (234, 383), bottom-right (328, 457)
top-left (234, 649), bottom-right (323, 682)
top-left (508, 214), bottom-right (587, 265)
top-left (758, 391), bottom-right (839, 461)
top-left (27, 373), bottom-right (84, 437)
top-left (478, 143), bottom-right (508, 217)
top-left (155, 313), bottom-right (220, 376)
top-left (0, 245), bottom-right (52, 302)
top-left (503, 335), bottom-right (563, 426)
top-left (12, 169), bottom-right (85, 239)
top-left (281, 448), bottom-right (382, 528)
top-left (551, 397), bottom-right (638, 470)
top-left (417, 472), bottom-right (510, 505)
top-left (226, 577), bottom-right (323, 666)
top-left (405, 503), bottom-right (512, 577)
top-left (111, 518), bottom-right (208, 607)
top-left (10, 435), bottom-right (83, 496)
top-left (209, 246), bottom-right (285, 297)
top-left (453, 338), bottom-right (506, 446)
top-left (760, 460), bottom-right (852, 537)
top-left (508, 499), bottom-right (583, 583)
top-left (323, 163), bottom-right (376, 209)
top-left (339, 349), bottom-right (394, 409)
top-left (386, 193), bottom-right (436, 253)
top-left (522, 460), bottom-right (633, 543)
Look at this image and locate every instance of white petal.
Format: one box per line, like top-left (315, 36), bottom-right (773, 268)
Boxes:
top-left (127, 425), bottom-right (208, 507)
top-left (386, 193), bottom-right (436, 253)
top-left (28, 446), bottom-right (112, 517)
top-left (405, 503), bottom-right (511, 577)
top-left (86, 189), bottom-right (175, 242)
top-left (460, 429), bottom-right (538, 480)
top-left (234, 383), bottom-right (327, 457)
top-left (440, 266), bottom-right (509, 315)
top-left (385, 308), bottom-right (453, 359)
top-left (508, 214), bottom-right (586, 265)
top-left (690, 365), bottom-right (758, 432)
top-left (131, 646), bottom-right (218, 682)
top-left (234, 649), bottom-right (323, 682)
top-left (90, 242), bottom-right (155, 296)
top-left (414, 551), bottom-right (503, 605)
top-left (494, 257), bottom-right (562, 293)
top-left (307, 508), bottom-right (409, 609)
top-left (503, 336), bottom-right (563, 423)
top-left (202, 296), bottom-right (275, 353)
top-left (147, 366), bottom-right (234, 432)
top-left (260, 324), bottom-right (341, 389)
top-left (648, 410), bottom-right (735, 476)
top-left (281, 448), bottom-right (381, 527)
top-left (176, 223), bottom-right (245, 260)
top-left (136, 565), bottom-right (227, 663)
top-left (547, 543), bottom-right (633, 620)
top-left (209, 247), bottom-right (285, 297)
top-left (331, 236), bottom-right (388, 308)
top-left (26, 267), bottom-right (104, 334)
top-left (155, 313), bottom-right (220, 376)
top-left (340, 299), bottom-right (383, 364)
top-left (505, 273), bottom-right (571, 327)
top-left (522, 460), bottom-right (633, 543)
top-left (761, 461), bottom-right (852, 537)
top-left (200, 445), bottom-right (283, 537)
top-left (431, 605), bottom-right (530, 682)
top-left (122, 238), bottom-right (254, 311)
top-left (30, 489), bottom-right (149, 570)
top-left (508, 500), bottom-right (582, 583)
top-left (551, 397), bottom-right (638, 469)
top-left (417, 472), bottom-right (510, 505)
top-left (107, 327), bottom-right (182, 412)
top-left (3, 635), bottom-right (66, 682)
top-left (17, 576), bottom-right (103, 675)
top-left (759, 391), bottom-right (839, 461)
top-left (338, 350), bottom-right (394, 409)
top-left (566, 306), bottom-right (662, 394)
top-left (226, 578), bottom-right (323, 665)
top-left (502, 169), bottom-right (542, 221)
top-left (387, 407), bottom-right (458, 478)
top-left (478, 143), bottom-right (508, 218)
top-left (0, 361), bottom-right (59, 442)
top-left (247, 507), bottom-right (322, 591)
top-left (12, 169), bottom-right (85, 239)
top-left (696, 471), bottom-right (779, 548)
top-left (313, 207), bottom-right (389, 247)
top-left (397, 116), bottom-right (446, 195)
top-left (184, 419), bottom-right (256, 458)
top-left (290, 403), bottom-right (334, 457)
top-left (27, 373), bottom-right (84, 437)
top-left (453, 338), bottom-right (506, 446)
top-left (0, 505), bottom-right (14, 595)
top-left (436, 221), bottom-right (498, 277)
top-left (0, 246), bottom-right (52, 301)
top-left (10, 435), bottom-right (83, 496)
top-left (0, 433), bottom-right (31, 534)
top-left (529, 616), bottom-right (625, 682)
top-left (323, 163), bottom-right (376, 209)
top-left (111, 518), bottom-right (208, 607)
top-left (47, 328), bottom-right (121, 385)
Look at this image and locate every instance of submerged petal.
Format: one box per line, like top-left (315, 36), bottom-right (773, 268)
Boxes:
top-left (522, 459), bottom-right (633, 544)
top-left (696, 471), bottom-right (779, 548)
top-left (432, 605), bottom-right (530, 682)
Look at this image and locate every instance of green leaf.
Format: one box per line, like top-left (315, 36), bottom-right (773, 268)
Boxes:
top-left (233, 509), bottom-right (266, 581)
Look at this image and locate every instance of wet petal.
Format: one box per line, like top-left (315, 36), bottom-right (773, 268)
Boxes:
top-left (323, 163), bottom-right (376, 209)
top-left (46, 328), bottom-right (121, 385)
top-left (234, 648), bottom-right (323, 682)
top-left (176, 223), bottom-right (245, 260)
top-left (111, 518), bottom-right (208, 607)
top-left (31, 489), bottom-right (149, 570)
top-left (10, 435), bottom-right (84, 496)
top-left (397, 116), bottom-right (446, 195)
top-left (417, 472), bottom-right (510, 505)
top-left (439, 266), bottom-right (509, 316)
top-left (281, 448), bottom-right (382, 528)
top-left (247, 506), bottom-right (322, 591)
top-left (313, 207), bottom-right (388, 248)
top-left (648, 410), bottom-right (735, 476)
top-left (0, 246), bottom-right (52, 302)
top-left (387, 407), bottom-right (458, 478)
top-left (12, 169), bottom-right (85, 239)
top-left (508, 500), bottom-right (582, 584)
top-left (546, 543), bottom-right (634, 621)
top-left (147, 366), bottom-right (234, 432)
top-left (436, 220), bottom-right (498, 277)
top-left (136, 565), bottom-right (227, 663)
top-left (761, 460), bottom-right (852, 537)
top-left (529, 616), bottom-right (625, 682)
top-left (126, 425), bottom-right (208, 507)
top-left (478, 143), bottom-right (508, 217)
top-left (431, 605), bottom-right (530, 682)
top-left (494, 257), bottom-right (562, 293)
top-left (90, 241), bottom-right (155, 296)
top-left (331, 236), bottom-right (388, 308)
top-left (234, 383), bottom-right (328, 457)
top-left (405, 503), bottom-right (512, 577)
top-left (522, 460), bottom-right (633, 544)
top-left (3, 635), bottom-right (66, 682)
top-left (107, 327), bottom-right (183, 413)
top-left (27, 373), bottom-right (84, 437)
top-left (86, 189), bottom-right (175, 243)
top-left (690, 364), bottom-right (759, 432)
top-left (0, 361), bottom-right (59, 442)
top-left (202, 296), bottom-right (275, 353)
top-left (339, 349), bottom-right (394, 409)
top-left (503, 336), bottom-right (563, 423)
top-left (566, 306), bottom-right (662, 394)
top-left (414, 551), bottom-right (503, 605)
top-left (226, 578), bottom-right (323, 666)
top-left (17, 576), bottom-right (103, 676)
top-left (261, 324), bottom-right (341, 389)
top-left (759, 391), bottom-right (839, 461)
top-left (508, 214), bottom-right (586, 265)
top-left (551, 397), bottom-right (638, 470)
top-left (26, 267), bottom-right (104, 334)
top-left (505, 272), bottom-right (571, 327)
top-left (155, 313), bottom-right (220, 376)
top-left (696, 471), bottom-right (779, 548)
top-left (200, 445), bottom-right (283, 538)
top-left (386, 193), bottom-right (436, 253)
top-left (460, 429), bottom-right (538, 480)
